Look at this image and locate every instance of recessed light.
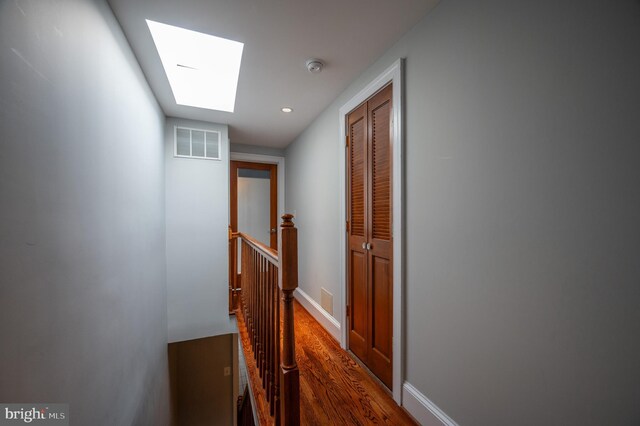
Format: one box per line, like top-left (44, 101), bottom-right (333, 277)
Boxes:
top-left (281, 107), bottom-right (293, 113)
top-left (146, 20), bottom-right (244, 112)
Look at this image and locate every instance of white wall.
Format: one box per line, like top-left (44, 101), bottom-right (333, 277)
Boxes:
top-left (238, 175), bottom-right (271, 246)
top-left (0, 0), bottom-right (168, 424)
top-left (285, 108), bottom-right (343, 317)
top-left (285, 0), bottom-right (640, 424)
top-left (231, 142), bottom-right (285, 158)
top-left (165, 118), bottom-right (236, 342)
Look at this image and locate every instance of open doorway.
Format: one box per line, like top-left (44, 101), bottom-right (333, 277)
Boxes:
top-left (231, 161), bottom-right (278, 249)
top-left (229, 156), bottom-right (283, 312)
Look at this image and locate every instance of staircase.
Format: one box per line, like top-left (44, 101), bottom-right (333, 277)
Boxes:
top-left (231, 214), bottom-right (300, 426)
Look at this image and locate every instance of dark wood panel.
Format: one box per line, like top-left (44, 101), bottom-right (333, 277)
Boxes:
top-left (371, 255), bottom-right (393, 388)
top-left (367, 83), bottom-right (394, 389)
top-left (370, 87), bottom-right (392, 241)
top-left (348, 104), bottom-right (367, 238)
top-left (349, 249), bottom-right (367, 361)
top-left (168, 335), bottom-right (234, 426)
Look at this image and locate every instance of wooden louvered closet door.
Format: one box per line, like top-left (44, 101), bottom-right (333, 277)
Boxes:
top-left (347, 83), bottom-right (393, 389)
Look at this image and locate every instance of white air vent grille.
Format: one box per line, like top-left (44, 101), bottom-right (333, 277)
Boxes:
top-left (174, 126), bottom-right (220, 160)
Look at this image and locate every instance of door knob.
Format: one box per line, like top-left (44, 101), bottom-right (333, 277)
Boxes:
top-left (362, 242), bottom-right (367, 250)
top-left (366, 243), bottom-right (372, 250)
top-left (270, 228), bottom-right (277, 234)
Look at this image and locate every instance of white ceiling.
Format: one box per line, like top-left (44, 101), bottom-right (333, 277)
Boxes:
top-left (107, 0), bottom-right (439, 148)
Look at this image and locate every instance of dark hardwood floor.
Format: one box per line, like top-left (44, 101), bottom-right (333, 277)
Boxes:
top-left (238, 300), bottom-right (417, 425)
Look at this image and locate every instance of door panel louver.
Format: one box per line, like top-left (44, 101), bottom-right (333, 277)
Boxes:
top-left (371, 100), bottom-right (391, 241)
top-left (350, 115), bottom-right (366, 237)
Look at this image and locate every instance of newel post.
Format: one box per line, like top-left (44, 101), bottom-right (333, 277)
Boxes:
top-left (279, 214), bottom-right (300, 426)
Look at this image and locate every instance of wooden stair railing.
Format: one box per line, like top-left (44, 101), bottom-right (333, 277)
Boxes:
top-left (231, 214), bottom-right (300, 425)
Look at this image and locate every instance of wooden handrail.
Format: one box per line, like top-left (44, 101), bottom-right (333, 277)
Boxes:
top-left (237, 232), bottom-right (278, 265)
top-left (234, 214), bottom-right (300, 425)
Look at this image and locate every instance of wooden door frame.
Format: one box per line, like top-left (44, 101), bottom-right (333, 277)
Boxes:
top-left (228, 152), bottom-right (285, 314)
top-left (338, 59), bottom-right (404, 403)
top-left (230, 152), bottom-right (285, 223)
top-left (230, 160), bottom-right (278, 248)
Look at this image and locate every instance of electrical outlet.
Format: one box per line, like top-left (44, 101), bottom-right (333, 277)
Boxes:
top-left (224, 366), bottom-right (231, 376)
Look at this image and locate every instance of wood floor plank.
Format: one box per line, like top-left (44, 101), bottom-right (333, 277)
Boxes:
top-left (294, 301), bottom-right (416, 426)
top-left (239, 299), bottom-right (417, 425)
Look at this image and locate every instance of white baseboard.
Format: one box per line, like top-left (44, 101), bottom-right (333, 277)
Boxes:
top-left (294, 288), bottom-right (341, 341)
top-left (402, 382), bottom-right (458, 426)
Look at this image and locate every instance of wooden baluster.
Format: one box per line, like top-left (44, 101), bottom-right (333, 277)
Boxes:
top-left (274, 262), bottom-right (281, 425)
top-left (256, 254), bottom-right (261, 368)
top-left (243, 241), bottom-right (247, 314)
top-left (279, 214), bottom-right (300, 426)
top-left (257, 252), bottom-right (261, 363)
top-left (238, 240), bottom-right (242, 310)
top-left (253, 249), bottom-right (258, 356)
top-left (247, 248), bottom-right (255, 349)
top-left (269, 262), bottom-right (277, 415)
top-left (245, 242), bottom-right (249, 316)
top-left (263, 257), bottom-right (268, 383)
top-left (245, 242), bottom-right (250, 339)
top-left (268, 261), bottom-right (272, 392)
top-left (249, 247), bottom-right (252, 342)
top-left (260, 256), bottom-right (265, 382)
top-left (266, 261), bottom-right (272, 404)
top-left (264, 258), bottom-right (269, 384)
top-left (247, 244), bottom-right (252, 342)
top-left (245, 242), bottom-right (250, 318)
top-left (246, 243), bottom-right (250, 338)
top-left (272, 263), bottom-right (277, 411)
top-left (240, 241), bottom-right (245, 312)
top-left (274, 262), bottom-right (279, 411)
top-left (263, 262), bottom-right (271, 388)
top-left (253, 248), bottom-right (257, 354)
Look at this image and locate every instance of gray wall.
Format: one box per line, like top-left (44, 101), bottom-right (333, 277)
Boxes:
top-left (165, 118), bottom-right (236, 342)
top-left (0, 0), bottom-right (169, 424)
top-left (285, 0), bottom-right (640, 424)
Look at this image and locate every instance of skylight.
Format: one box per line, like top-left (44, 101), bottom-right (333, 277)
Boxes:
top-left (146, 20), bottom-right (244, 112)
